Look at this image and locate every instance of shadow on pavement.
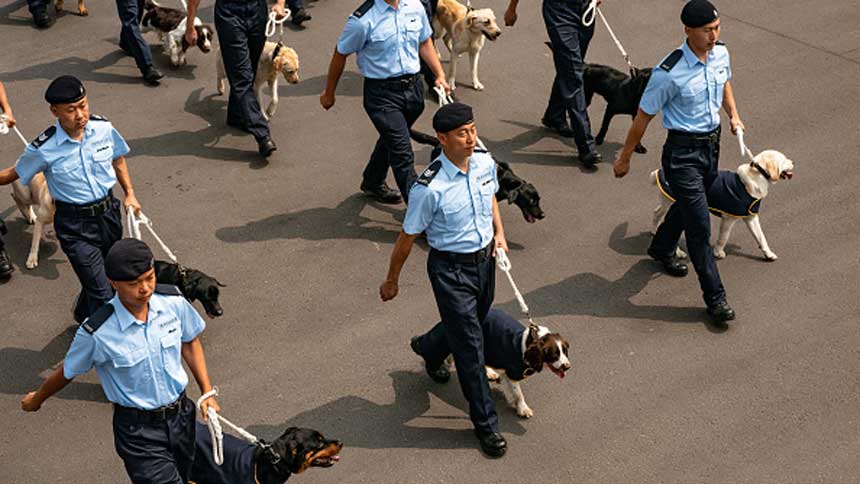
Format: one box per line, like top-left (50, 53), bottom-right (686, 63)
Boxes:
top-left (0, 208), bottom-right (64, 280)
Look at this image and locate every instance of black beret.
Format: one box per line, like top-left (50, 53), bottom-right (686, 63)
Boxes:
top-left (681, 0), bottom-right (719, 28)
top-left (433, 102), bottom-right (474, 133)
top-left (44, 75), bottom-right (86, 105)
top-left (105, 239), bottom-right (155, 282)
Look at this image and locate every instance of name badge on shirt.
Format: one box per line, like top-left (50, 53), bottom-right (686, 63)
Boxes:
top-left (95, 145), bottom-right (111, 153)
top-left (159, 317), bottom-right (179, 328)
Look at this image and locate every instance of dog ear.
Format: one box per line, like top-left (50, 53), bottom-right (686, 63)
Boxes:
top-left (762, 152), bottom-right (781, 181)
top-left (273, 55), bottom-right (285, 73)
top-left (506, 187), bottom-right (520, 204)
top-left (523, 343), bottom-right (544, 374)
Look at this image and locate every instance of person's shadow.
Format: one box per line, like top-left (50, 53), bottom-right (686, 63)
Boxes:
top-left (246, 370), bottom-right (527, 452)
top-left (0, 325), bottom-right (107, 403)
top-left (277, 71), bottom-right (364, 100)
top-left (496, 222), bottom-right (715, 327)
top-left (126, 88), bottom-right (263, 166)
top-left (0, 0), bottom-right (31, 27)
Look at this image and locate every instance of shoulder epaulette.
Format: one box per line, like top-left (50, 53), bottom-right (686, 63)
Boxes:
top-left (89, 114), bottom-right (109, 122)
top-left (415, 160), bottom-right (442, 187)
top-left (353, 0), bottom-right (373, 18)
top-left (715, 40), bottom-right (725, 46)
top-left (155, 283), bottom-right (183, 297)
top-left (30, 126), bottom-right (56, 149)
top-left (659, 49), bottom-right (683, 72)
top-left (81, 304), bottom-right (115, 334)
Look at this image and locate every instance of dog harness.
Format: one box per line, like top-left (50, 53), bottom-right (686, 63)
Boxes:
top-left (658, 169), bottom-right (762, 218)
top-left (191, 422), bottom-right (258, 484)
top-left (483, 309), bottom-right (538, 382)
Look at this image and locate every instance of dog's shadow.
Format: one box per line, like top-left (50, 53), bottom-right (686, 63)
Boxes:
top-left (0, 325), bottom-right (107, 402)
top-left (127, 88), bottom-right (263, 166)
top-left (247, 370), bottom-right (527, 451)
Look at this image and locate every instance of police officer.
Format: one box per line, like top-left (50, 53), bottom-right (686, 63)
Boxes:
top-left (379, 103), bottom-right (509, 457)
top-left (0, 76), bottom-right (142, 323)
top-left (186, 0), bottom-right (281, 157)
top-left (321, 0), bottom-right (449, 205)
top-left (21, 239), bottom-right (220, 484)
top-left (504, 0), bottom-right (604, 166)
top-left (0, 81), bottom-right (16, 280)
top-left (117, 0), bottom-right (164, 85)
top-left (613, 0), bottom-right (742, 324)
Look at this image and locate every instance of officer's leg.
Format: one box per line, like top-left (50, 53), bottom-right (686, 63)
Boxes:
top-left (113, 412), bottom-right (186, 484)
top-left (419, 0), bottom-right (438, 96)
top-left (415, 320), bottom-right (451, 366)
top-left (542, 0), bottom-right (596, 156)
top-left (99, 199), bottom-right (124, 256)
top-left (649, 145), bottom-right (685, 256)
top-left (243, 0), bottom-right (271, 140)
top-left (429, 260), bottom-right (499, 433)
top-left (168, 397), bottom-right (197, 482)
top-left (26, 0), bottom-right (48, 15)
top-left (364, 90), bottom-right (418, 202)
top-left (54, 215), bottom-right (114, 322)
top-left (115, 0), bottom-right (153, 72)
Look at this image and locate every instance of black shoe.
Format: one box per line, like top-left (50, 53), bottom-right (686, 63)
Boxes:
top-left (578, 151), bottom-right (603, 167)
top-left (290, 8), bottom-right (311, 25)
top-left (142, 66), bottom-right (164, 86)
top-left (541, 118), bottom-right (575, 138)
top-left (410, 337), bottom-right (450, 383)
top-left (647, 247), bottom-right (688, 277)
top-left (257, 137), bottom-right (277, 157)
top-left (474, 430), bottom-right (507, 458)
top-left (0, 249), bottom-right (13, 280)
top-left (33, 9), bottom-right (54, 28)
top-left (707, 301), bottom-right (736, 323)
top-left (360, 182), bottom-right (403, 205)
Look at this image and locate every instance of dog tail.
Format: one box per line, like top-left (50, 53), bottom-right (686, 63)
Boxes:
top-left (409, 129), bottom-right (440, 147)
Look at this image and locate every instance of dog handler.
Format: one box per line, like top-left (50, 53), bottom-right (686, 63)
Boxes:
top-left (504, 0), bottom-right (603, 166)
top-left (613, 0), bottom-right (743, 324)
top-left (380, 103), bottom-right (509, 457)
top-left (321, 0), bottom-right (450, 205)
top-left (0, 76), bottom-right (142, 323)
top-left (21, 239), bottom-right (220, 484)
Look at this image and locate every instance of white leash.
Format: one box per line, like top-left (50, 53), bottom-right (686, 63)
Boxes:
top-left (197, 388), bottom-right (268, 467)
top-left (582, 0), bottom-right (599, 27)
top-left (596, 7), bottom-right (634, 71)
top-left (432, 86), bottom-right (488, 151)
top-left (125, 207), bottom-right (179, 263)
top-left (737, 128), bottom-right (756, 162)
top-left (495, 248), bottom-right (536, 325)
top-left (265, 9), bottom-right (292, 42)
top-left (0, 114), bottom-right (29, 147)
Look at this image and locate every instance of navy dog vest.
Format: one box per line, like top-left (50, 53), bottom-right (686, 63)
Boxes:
top-left (190, 422), bottom-right (257, 484)
top-left (658, 169), bottom-right (762, 218)
top-left (483, 309), bottom-right (530, 381)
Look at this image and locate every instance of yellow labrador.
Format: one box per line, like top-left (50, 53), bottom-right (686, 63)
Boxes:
top-left (216, 41), bottom-right (299, 120)
top-left (11, 173), bottom-right (55, 269)
top-left (433, 0), bottom-right (501, 91)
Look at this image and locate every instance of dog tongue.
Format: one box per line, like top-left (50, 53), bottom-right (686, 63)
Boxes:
top-left (331, 455), bottom-right (341, 462)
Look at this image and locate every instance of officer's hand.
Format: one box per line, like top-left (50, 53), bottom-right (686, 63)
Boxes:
top-left (21, 392), bottom-right (42, 412)
top-left (380, 280), bottom-right (399, 302)
top-left (320, 91), bottom-right (335, 110)
top-left (504, 7), bottom-right (517, 26)
top-left (124, 193), bottom-right (142, 216)
top-left (200, 396), bottom-right (220, 420)
top-left (271, 3), bottom-right (287, 20)
top-left (730, 117), bottom-right (745, 135)
top-left (184, 27), bottom-right (198, 49)
top-left (494, 236), bottom-right (509, 256)
top-left (434, 78), bottom-right (451, 96)
top-left (613, 153), bottom-right (631, 178)
top-left (3, 111), bottom-right (15, 128)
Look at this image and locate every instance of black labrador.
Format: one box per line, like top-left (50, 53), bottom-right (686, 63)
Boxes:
top-left (409, 129), bottom-right (545, 223)
top-left (153, 260), bottom-right (225, 318)
top-left (583, 63), bottom-right (653, 154)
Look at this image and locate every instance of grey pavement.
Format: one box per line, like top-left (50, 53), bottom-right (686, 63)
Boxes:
top-left (1, 0), bottom-right (859, 483)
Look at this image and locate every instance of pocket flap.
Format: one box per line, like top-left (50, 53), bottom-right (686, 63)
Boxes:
top-left (113, 346), bottom-right (147, 368)
top-left (160, 332), bottom-right (182, 349)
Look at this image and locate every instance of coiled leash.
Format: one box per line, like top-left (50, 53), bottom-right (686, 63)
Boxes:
top-left (125, 207), bottom-right (179, 263)
top-left (596, 7), bottom-right (634, 73)
top-left (265, 8), bottom-right (292, 43)
top-left (0, 114), bottom-right (30, 147)
top-left (197, 388), bottom-right (283, 467)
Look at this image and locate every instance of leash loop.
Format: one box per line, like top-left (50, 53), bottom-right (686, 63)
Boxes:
top-left (125, 208), bottom-right (179, 263)
top-left (582, 0), bottom-right (598, 27)
top-left (596, 7), bottom-right (634, 72)
top-left (196, 387), bottom-right (271, 467)
top-left (266, 9), bottom-right (292, 42)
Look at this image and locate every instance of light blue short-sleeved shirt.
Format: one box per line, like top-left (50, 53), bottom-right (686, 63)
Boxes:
top-left (403, 150), bottom-right (498, 253)
top-left (14, 116), bottom-right (130, 204)
top-left (639, 41), bottom-right (732, 133)
top-left (336, 0), bottom-right (432, 80)
top-left (63, 291), bottom-right (206, 410)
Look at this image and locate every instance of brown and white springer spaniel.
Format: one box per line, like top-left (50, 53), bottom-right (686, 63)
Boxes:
top-left (141, 0), bottom-right (214, 68)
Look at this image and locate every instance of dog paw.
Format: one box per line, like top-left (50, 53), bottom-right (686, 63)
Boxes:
top-left (713, 247), bottom-right (726, 259)
top-left (763, 251), bottom-right (778, 261)
top-left (516, 404), bottom-right (533, 419)
top-left (79, 6), bottom-right (88, 16)
top-left (675, 247), bottom-right (688, 259)
top-left (26, 256), bottom-right (38, 269)
top-left (485, 367), bottom-right (500, 382)
top-left (473, 81), bottom-right (484, 91)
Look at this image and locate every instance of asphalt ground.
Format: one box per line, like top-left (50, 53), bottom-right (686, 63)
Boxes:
top-left (1, 0), bottom-right (859, 482)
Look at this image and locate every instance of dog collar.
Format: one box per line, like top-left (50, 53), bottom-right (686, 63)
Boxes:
top-left (749, 160), bottom-right (772, 181)
top-left (272, 42), bottom-right (283, 61)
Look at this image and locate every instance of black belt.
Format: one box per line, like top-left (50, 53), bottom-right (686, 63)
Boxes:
top-left (55, 194), bottom-right (114, 217)
top-left (666, 126), bottom-right (721, 148)
top-left (114, 393), bottom-right (187, 424)
top-left (365, 73), bottom-right (420, 89)
top-left (430, 242), bottom-right (494, 264)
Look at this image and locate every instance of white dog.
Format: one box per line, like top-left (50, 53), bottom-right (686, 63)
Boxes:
top-left (433, 0), bottom-right (501, 91)
top-left (651, 150), bottom-right (795, 261)
top-left (11, 173), bottom-right (55, 269)
top-left (216, 41), bottom-right (299, 120)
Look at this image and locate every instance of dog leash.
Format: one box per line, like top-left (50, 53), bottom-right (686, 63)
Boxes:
top-left (126, 207), bottom-right (179, 263)
top-left (265, 9), bottom-right (292, 43)
top-left (432, 86), bottom-right (488, 152)
top-left (596, 7), bottom-right (634, 72)
top-left (582, 0), bottom-right (599, 27)
top-left (0, 114), bottom-right (30, 147)
top-left (737, 128), bottom-right (756, 162)
top-left (197, 388), bottom-right (282, 468)
top-left (495, 248), bottom-right (538, 328)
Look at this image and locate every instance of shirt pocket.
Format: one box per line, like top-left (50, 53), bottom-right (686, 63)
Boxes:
top-left (111, 346), bottom-right (151, 391)
top-left (160, 331), bottom-right (183, 377)
top-left (678, 80), bottom-right (708, 120)
top-left (713, 67), bottom-right (728, 107)
top-left (441, 195), bottom-right (471, 229)
top-left (92, 144), bottom-right (117, 181)
top-left (369, 18), bottom-right (396, 48)
top-left (402, 14), bottom-right (423, 59)
top-left (479, 182), bottom-right (495, 217)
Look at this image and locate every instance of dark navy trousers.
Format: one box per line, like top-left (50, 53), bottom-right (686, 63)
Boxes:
top-left (362, 76), bottom-right (425, 202)
top-left (113, 395), bottom-right (196, 484)
top-left (416, 249), bottom-right (499, 434)
top-left (0, 219), bottom-right (6, 251)
top-left (26, 0), bottom-right (48, 14)
top-left (117, 0), bottom-right (154, 72)
top-left (649, 134), bottom-right (727, 307)
top-left (287, 0), bottom-right (304, 10)
top-left (542, 0), bottom-right (596, 156)
top-left (54, 195), bottom-right (123, 323)
top-left (419, 0), bottom-right (439, 90)
top-left (215, 0), bottom-right (271, 141)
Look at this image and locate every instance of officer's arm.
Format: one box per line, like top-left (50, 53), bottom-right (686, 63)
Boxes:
top-left (381, 231), bottom-right (420, 301)
top-left (112, 156), bottom-right (141, 215)
top-left (181, 337), bottom-right (220, 418)
top-left (0, 81), bottom-right (15, 127)
top-left (504, 0), bottom-right (519, 26)
top-left (0, 165), bottom-right (19, 185)
top-left (184, 0), bottom-right (201, 44)
top-left (491, 194), bottom-right (508, 254)
top-left (418, 38), bottom-right (447, 88)
top-left (613, 109), bottom-right (655, 178)
top-left (21, 365), bottom-right (73, 412)
top-left (321, 48), bottom-right (348, 109)
top-left (721, 81), bottom-right (744, 134)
